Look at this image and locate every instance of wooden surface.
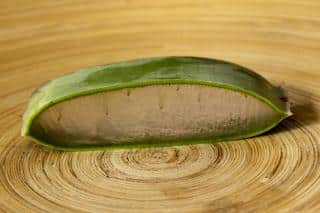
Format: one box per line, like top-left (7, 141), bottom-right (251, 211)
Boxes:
top-left (1, 1), bottom-right (320, 212)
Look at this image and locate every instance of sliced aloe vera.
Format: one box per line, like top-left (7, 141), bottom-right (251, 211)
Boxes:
top-left (22, 56), bottom-right (291, 151)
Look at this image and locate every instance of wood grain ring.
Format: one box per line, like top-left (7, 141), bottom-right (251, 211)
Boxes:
top-left (0, 85), bottom-right (319, 212)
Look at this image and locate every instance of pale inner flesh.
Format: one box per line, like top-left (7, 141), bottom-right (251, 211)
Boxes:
top-left (32, 84), bottom-right (279, 147)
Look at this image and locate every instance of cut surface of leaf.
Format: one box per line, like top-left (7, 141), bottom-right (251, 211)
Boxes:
top-left (22, 57), bottom-right (291, 151)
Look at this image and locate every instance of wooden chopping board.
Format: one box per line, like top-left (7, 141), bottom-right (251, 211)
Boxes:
top-left (1, 1), bottom-right (319, 212)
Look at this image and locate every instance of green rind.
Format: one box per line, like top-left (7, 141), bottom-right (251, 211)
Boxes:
top-left (22, 56), bottom-right (290, 151)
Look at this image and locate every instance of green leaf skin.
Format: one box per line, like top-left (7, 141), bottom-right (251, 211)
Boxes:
top-left (21, 56), bottom-right (291, 151)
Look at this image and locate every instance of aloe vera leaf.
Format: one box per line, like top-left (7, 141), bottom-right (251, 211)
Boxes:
top-left (21, 56), bottom-right (291, 151)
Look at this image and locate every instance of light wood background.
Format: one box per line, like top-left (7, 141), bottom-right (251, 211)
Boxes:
top-left (1, 1), bottom-right (320, 212)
